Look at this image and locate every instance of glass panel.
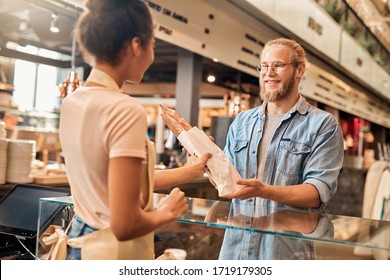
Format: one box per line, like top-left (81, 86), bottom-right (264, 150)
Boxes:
top-left (39, 196), bottom-right (74, 206)
top-left (36, 196), bottom-right (73, 259)
top-left (36, 193), bottom-right (390, 259)
top-left (174, 197), bottom-right (390, 252)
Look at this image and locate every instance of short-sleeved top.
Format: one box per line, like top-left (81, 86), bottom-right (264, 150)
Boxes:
top-left (59, 72), bottom-right (148, 229)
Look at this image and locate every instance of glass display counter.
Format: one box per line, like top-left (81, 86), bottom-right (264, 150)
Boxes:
top-left (36, 194), bottom-right (390, 260)
top-left (35, 196), bottom-right (74, 259)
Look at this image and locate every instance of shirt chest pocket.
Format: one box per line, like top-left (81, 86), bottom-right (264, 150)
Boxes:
top-left (277, 139), bottom-right (311, 177)
top-left (232, 140), bottom-right (249, 172)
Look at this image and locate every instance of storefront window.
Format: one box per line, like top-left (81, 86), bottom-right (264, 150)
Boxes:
top-left (35, 64), bottom-right (60, 112)
top-left (13, 60), bottom-right (36, 111)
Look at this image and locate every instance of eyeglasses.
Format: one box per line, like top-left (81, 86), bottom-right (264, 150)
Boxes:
top-left (256, 61), bottom-right (297, 74)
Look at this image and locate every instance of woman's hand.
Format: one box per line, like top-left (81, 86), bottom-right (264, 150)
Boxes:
top-left (190, 152), bottom-right (212, 178)
top-left (157, 187), bottom-right (188, 220)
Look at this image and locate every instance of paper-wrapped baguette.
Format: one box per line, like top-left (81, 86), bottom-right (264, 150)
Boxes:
top-left (160, 104), bottom-right (192, 133)
top-left (159, 104), bottom-right (242, 197)
top-left (160, 113), bottom-right (188, 137)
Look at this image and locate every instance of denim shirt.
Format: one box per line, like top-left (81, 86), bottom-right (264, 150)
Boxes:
top-left (223, 95), bottom-right (344, 210)
top-left (219, 95), bottom-right (343, 260)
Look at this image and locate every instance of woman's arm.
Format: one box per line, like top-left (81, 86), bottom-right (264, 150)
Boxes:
top-left (108, 157), bottom-right (188, 241)
top-left (154, 152), bottom-right (212, 190)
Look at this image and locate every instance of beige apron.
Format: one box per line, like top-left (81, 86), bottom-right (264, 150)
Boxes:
top-left (43, 139), bottom-right (155, 260)
top-left (67, 139), bottom-right (155, 260)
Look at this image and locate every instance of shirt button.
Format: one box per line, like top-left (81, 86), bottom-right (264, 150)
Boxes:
top-left (252, 150), bottom-right (255, 154)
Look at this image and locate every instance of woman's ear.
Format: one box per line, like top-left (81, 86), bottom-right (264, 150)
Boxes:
top-left (129, 37), bottom-right (142, 57)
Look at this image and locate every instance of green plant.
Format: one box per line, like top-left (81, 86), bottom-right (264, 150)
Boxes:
top-left (383, 62), bottom-right (390, 74)
top-left (324, 0), bottom-right (344, 23)
top-left (373, 52), bottom-right (382, 64)
top-left (357, 36), bottom-right (375, 55)
top-left (340, 18), bottom-right (357, 36)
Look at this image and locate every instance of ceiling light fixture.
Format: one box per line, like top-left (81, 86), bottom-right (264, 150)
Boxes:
top-left (207, 74), bottom-right (216, 83)
top-left (50, 14), bottom-right (59, 33)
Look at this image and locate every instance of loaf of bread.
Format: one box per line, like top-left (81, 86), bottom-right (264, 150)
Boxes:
top-left (159, 104), bottom-right (242, 197)
top-left (160, 114), bottom-right (187, 137)
top-left (160, 104), bottom-right (191, 136)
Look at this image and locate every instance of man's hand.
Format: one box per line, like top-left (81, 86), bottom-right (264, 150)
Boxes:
top-left (223, 178), bottom-right (267, 200)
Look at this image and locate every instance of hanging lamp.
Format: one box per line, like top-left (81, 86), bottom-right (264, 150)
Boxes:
top-left (59, 30), bottom-right (80, 98)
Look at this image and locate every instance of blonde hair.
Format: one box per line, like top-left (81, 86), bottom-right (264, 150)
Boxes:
top-left (264, 38), bottom-right (308, 66)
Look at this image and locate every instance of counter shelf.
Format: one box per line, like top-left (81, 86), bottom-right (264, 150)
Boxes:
top-left (36, 194), bottom-right (390, 259)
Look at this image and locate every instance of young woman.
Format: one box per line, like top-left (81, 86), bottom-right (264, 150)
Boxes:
top-left (59, 0), bottom-right (211, 260)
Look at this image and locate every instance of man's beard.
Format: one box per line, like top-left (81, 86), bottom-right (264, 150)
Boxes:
top-left (260, 74), bottom-right (295, 102)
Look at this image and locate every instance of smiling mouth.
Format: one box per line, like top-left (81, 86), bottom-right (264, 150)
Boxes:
top-left (265, 80), bottom-right (280, 85)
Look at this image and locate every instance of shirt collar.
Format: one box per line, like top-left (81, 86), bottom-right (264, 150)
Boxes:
top-left (255, 94), bottom-right (309, 118)
top-left (86, 68), bottom-right (121, 92)
top-left (290, 95), bottom-right (309, 115)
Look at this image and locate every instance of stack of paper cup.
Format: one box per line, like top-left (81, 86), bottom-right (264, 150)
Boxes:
top-left (6, 139), bottom-right (36, 183)
top-left (0, 138), bottom-right (8, 184)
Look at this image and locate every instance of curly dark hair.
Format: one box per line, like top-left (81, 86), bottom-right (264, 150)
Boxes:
top-left (76, 0), bottom-right (153, 66)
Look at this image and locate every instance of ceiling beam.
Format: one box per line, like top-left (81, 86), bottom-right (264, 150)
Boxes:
top-left (23, 0), bottom-right (82, 19)
top-left (0, 47), bottom-right (71, 68)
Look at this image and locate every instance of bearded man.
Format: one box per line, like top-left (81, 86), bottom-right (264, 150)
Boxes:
top-left (223, 38), bottom-right (344, 210)
top-left (218, 38), bottom-right (344, 260)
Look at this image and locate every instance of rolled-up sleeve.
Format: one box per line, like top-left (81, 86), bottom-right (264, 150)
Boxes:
top-left (303, 122), bottom-right (344, 208)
